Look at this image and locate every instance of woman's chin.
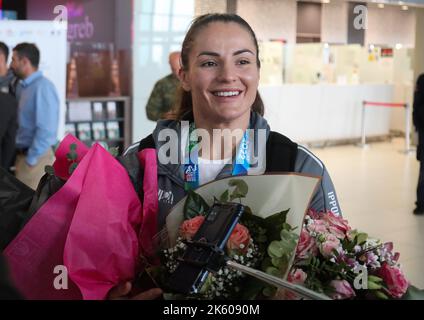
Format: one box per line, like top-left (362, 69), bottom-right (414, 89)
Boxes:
top-left (210, 108), bottom-right (250, 123)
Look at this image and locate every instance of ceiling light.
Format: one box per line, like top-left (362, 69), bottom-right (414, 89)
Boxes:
top-left (402, 5), bottom-right (408, 10)
top-left (378, 3), bottom-right (385, 8)
top-left (395, 43), bottom-right (403, 50)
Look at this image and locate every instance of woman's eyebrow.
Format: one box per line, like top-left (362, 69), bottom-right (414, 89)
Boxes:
top-left (233, 49), bottom-right (254, 56)
top-left (197, 49), bottom-right (255, 57)
top-left (197, 51), bottom-right (219, 57)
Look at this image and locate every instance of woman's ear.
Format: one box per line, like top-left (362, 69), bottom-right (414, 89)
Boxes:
top-left (179, 68), bottom-right (191, 92)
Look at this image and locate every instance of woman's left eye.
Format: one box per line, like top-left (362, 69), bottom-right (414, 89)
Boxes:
top-left (238, 59), bottom-right (250, 65)
top-left (201, 61), bottom-right (217, 67)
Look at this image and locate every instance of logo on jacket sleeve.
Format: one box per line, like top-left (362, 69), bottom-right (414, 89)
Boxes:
top-left (158, 188), bottom-right (174, 205)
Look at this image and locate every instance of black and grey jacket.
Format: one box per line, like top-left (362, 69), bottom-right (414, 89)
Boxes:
top-left (122, 112), bottom-right (342, 230)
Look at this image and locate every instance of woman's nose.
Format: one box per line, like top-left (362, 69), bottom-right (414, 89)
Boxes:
top-left (217, 63), bottom-right (237, 82)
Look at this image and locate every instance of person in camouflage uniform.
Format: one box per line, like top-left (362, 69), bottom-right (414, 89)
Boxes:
top-left (146, 52), bottom-right (181, 121)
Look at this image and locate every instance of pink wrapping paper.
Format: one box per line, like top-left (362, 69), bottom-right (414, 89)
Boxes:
top-left (137, 149), bottom-right (159, 263)
top-left (4, 138), bottom-right (144, 300)
top-left (53, 134), bottom-right (89, 180)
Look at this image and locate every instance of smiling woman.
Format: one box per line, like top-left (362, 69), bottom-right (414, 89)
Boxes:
top-left (121, 12), bottom-right (343, 245)
top-left (123, 13), bottom-right (342, 228)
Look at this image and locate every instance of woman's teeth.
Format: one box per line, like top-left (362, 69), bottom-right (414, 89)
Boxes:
top-left (213, 91), bottom-right (240, 97)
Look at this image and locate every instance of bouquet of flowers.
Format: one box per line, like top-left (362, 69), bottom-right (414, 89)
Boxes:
top-left (148, 179), bottom-right (309, 299)
top-left (2, 135), bottom-right (156, 300)
top-left (147, 179), bottom-right (422, 300)
top-left (2, 135), bottom-right (422, 300)
top-left (285, 210), bottom-right (409, 300)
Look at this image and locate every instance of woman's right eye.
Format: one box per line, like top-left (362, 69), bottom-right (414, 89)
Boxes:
top-left (201, 61), bottom-right (217, 67)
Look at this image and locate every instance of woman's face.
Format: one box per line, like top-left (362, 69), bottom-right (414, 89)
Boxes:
top-left (180, 22), bottom-right (260, 125)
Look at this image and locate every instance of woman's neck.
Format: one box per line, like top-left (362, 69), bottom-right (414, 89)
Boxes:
top-left (194, 112), bottom-right (250, 161)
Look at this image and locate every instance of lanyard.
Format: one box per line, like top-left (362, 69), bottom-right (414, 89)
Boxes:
top-left (184, 122), bottom-right (251, 191)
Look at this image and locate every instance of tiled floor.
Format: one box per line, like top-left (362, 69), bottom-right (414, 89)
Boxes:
top-left (310, 138), bottom-right (424, 289)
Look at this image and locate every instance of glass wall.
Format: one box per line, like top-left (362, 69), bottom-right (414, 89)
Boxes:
top-left (132, 0), bottom-right (194, 141)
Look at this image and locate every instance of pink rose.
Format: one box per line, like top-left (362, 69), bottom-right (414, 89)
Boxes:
top-left (328, 226), bottom-right (347, 240)
top-left (179, 216), bottom-right (205, 241)
top-left (319, 234), bottom-right (340, 258)
top-left (307, 209), bottom-right (321, 220)
top-left (296, 229), bottom-right (317, 260)
top-left (288, 268), bottom-right (307, 285)
top-left (282, 268), bottom-right (308, 300)
top-left (227, 223), bottom-right (250, 254)
top-left (329, 280), bottom-right (356, 299)
top-left (307, 219), bottom-right (328, 234)
top-left (379, 262), bottom-right (409, 298)
top-left (322, 212), bottom-right (351, 238)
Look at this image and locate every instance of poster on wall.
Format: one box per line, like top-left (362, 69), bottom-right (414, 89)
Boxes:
top-left (0, 20), bottom-right (67, 140)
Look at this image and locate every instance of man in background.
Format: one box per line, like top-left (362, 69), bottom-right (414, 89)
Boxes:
top-left (145, 51), bottom-right (181, 121)
top-left (10, 43), bottom-right (59, 190)
top-left (0, 42), bottom-right (18, 96)
top-left (0, 92), bottom-right (17, 171)
top-left (0, 42), bottom-right (18, 172)
top-left (413, 73), bottom-right (424, 215)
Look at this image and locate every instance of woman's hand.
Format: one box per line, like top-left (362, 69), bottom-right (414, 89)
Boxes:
top-left (108, 281), bottom-right (163, 300)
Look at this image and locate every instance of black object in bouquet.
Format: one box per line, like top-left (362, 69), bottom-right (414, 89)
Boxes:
top-left (168, 202), bottom-right (245, 294)
top-left (0, 167), bottom-right (65, 251)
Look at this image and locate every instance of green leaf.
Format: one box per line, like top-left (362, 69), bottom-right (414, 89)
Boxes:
top-left (355, 233), bottom-right (368, 245)
top-left (367, 281), bottom-right (382, 290)
top-left (268, 241), bottom-right (284, 258)
top-left (183, 190), bottom-right (210, 220)
top-left (368, 275), bottom-right (383, 283)
top-left (68, 162), bottom-right (78, 175)
top-left (228, 179), bottom-right (248, 200)
top-left (271, 256), bottom-right (285, 268)
top-left (264, 209), bottom-right (290, 242)
top-left (374, 290), bottom-right (389, 300)
top-left (401, 285), bottom-right (424, 300)
top-left (265, 266), bottom-right (281, 277)
top-left (262, 286), bottom-right (277, 297)
top-left (239, 277), bottom-right (266, 299)
top-left (44, 165), bottom-right (55, 175)
top-left (66, 151), bottom-right (77, 161)
top-left (70, 143), bottom-right (77, 151)
top-left (219, 190), bottom-right (229, 202)
top-left (261, 257), bottom-right (273, 271)
top-left (108, 147), bottom-right (119, 157)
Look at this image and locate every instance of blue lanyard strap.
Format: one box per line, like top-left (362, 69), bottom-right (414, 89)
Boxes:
top-left (184, 122), bottom-right (250, 191)
top-left (184, 122), bottom-right (199, 191)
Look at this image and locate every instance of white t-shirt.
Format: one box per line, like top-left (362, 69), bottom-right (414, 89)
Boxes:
top-left (197, 157), bottom-right (232, 186)
top-left (180, 124), bottom-right (266, 186)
